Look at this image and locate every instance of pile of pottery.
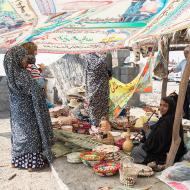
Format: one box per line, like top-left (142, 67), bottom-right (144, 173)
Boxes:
top-left (51, 116), bottom-right (76, 130)
top-left (93, 117), bottom-right (114, 145)
top-left (50, 106), bottom-right (79, 130)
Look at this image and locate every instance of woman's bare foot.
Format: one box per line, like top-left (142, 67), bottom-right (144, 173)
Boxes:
top-left (147, 162), bottom-right (165, 172)
top-left (11, 164), bottom-right (15, 168)
top-left (28, 168), bottom-right (32, 172)
top-left (155, 164), bottom-right (166, 172)
top-left (147, 161), bottom-right (157, 170)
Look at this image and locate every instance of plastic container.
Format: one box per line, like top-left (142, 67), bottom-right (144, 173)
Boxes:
top-left (119, 156), bottom-right (139, 187)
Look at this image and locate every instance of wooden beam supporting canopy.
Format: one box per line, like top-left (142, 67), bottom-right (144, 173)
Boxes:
top-left (161, 37), bottom-right (171, 98)
top-left (123, 44), bottom-right (190, 52)
top-left (169, 45), bottom-right (190, 51)
top-left (166, 46), bottom-right (190, 167)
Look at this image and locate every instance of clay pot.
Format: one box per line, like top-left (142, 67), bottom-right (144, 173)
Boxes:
top-left (121, 127), bottom-right (130, 138)
top-left (96, 132), bottom-right (114, 145)
top-left (99, 117), bottom-right (111, 132)
top-left (121, 132), bottom-right (128, 138)
top-left (122, 134), bottom-right (133, 153)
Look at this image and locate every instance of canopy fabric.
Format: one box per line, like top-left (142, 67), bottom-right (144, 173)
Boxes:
top-left (0, 0), bottom-right (189, 53)
top-left (127, 0), bottom-right (190, 45)
top-left (110, 55), bottom-right (153, 118)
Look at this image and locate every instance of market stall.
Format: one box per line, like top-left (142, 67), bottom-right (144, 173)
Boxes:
top-left (1, 0), bottom-right (190, 189)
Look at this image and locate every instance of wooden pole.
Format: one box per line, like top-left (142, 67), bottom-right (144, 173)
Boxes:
top-left (166, 46), bottom-right (190, 167)
top-left (161, 37), bottom-right (170, 98)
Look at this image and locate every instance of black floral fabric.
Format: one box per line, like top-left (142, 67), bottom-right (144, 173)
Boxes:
top-left (83, 53), bottom-right (109, 125)
top-left (3, 46), bottom-right (54, 167)
top-left (12, 152), bottom-right (45, 169)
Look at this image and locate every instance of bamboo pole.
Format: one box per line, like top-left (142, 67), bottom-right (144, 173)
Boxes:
top-left (161, 37), bottom-right (170, 98)
top-left (166, 46), bottom-right (190, 167)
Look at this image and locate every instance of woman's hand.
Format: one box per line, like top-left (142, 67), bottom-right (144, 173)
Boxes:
top-left (143, 123), bottom-right (149, 133)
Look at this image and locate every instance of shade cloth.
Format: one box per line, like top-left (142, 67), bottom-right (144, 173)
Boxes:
top-left (0, 0), bottom-right (173, 53)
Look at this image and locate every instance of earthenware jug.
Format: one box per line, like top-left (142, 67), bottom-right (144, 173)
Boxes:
top-left (122, 129), bottom-right (133, 153)
top-left (99, 116), bottom-right (111, 131)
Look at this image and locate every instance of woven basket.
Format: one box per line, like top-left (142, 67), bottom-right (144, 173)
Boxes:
top-left (80, 151), bottom-right (104, 167)
top-left (93, 162), bottom-right (120, 176)
top-left (81, 159), bottom-right (101, 167)
top-left (67, 152), bottom-right (82, 164)
top-left (119, 167), bottom-right (138, 186)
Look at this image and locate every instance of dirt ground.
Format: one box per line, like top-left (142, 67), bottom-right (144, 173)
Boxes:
top-left (0, 112), bottom-right (57, 190)
top-left (52, 157), bottom-right (172, 190)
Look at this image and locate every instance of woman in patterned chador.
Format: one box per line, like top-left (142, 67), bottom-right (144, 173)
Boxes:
top-left (3, 46), bottom-right (53, 171)
top-left (84, 53), bottom-right (109, 126)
